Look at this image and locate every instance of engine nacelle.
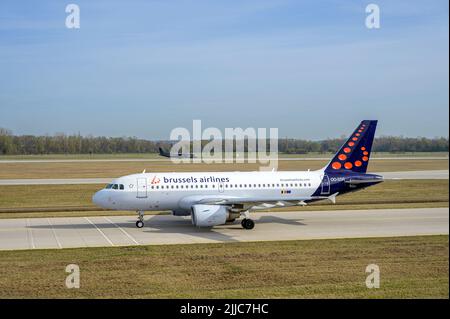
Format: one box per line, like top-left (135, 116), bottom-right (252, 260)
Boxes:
top-left (171, 209), bottom-right (191, 216)
top-left (191, 204), bottom-right (228, 227)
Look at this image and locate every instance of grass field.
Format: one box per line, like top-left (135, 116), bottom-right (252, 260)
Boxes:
top-left (0, 235), bottom-right (447, 298)
top-left (0, 180), bottom-right (447, 218)
top-left (0, 152), bottom-right (448, 160)
top-left (0, 159), bottom-right (448, 179)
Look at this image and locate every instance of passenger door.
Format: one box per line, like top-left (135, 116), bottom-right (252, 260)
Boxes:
top-left (136, 178), bottom-right (148, 198)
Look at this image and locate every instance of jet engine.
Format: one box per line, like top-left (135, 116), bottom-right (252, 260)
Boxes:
top-left (191, 204), bottom-right (228, 227)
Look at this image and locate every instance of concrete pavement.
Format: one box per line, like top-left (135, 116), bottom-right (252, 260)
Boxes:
top-left (0, 207), bottom-right (447, 250)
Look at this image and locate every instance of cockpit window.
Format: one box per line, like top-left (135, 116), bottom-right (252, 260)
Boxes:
top-left (105, 183), bottom-right (124, 190)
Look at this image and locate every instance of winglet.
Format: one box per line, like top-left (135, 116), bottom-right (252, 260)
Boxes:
top-left (142, 169), bottom-right (146, 173)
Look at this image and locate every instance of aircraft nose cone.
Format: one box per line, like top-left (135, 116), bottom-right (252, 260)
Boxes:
top-left (92, 190), bottom-right (105, 207)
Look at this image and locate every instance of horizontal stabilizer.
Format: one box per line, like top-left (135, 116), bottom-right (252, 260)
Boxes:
top-left (328, 192), bottom-right (338, 204)
top-left (345, 178), bottom-right (384, 185)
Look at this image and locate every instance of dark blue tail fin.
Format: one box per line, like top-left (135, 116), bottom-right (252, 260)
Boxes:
top-left (324, 120), bottom-right (378, 174)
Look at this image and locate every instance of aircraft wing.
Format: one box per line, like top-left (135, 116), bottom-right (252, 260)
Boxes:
top-left (178, 195), bottom-right (309, 212)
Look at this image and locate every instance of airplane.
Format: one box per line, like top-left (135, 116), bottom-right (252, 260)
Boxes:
top-left (158, 147), bottom-right (196, 159)
top-left (93, 120), bottom-right (383, 229)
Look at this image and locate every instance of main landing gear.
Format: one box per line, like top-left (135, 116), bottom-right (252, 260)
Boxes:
top-left (240, 210), bottom-right (255, 230)
top-left (135, 211), bottom-right (144, 228)
top-left (241, 218), bottom-right (255, 230)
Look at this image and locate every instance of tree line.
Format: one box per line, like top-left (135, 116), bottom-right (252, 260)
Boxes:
top-left (0, 128), bottom-right (448, 155)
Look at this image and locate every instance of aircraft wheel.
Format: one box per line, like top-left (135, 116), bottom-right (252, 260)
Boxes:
top-left (241, 218), bottom-right (255, 230)
top-left (136, 220), bottom-right (144, 228)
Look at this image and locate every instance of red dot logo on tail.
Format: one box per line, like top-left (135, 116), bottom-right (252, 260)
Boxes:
top-left (332, 162), bottom-right (342, 170)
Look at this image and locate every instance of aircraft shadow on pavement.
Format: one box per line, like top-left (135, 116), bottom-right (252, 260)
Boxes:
top-left (27, 214), bottom-right (305, 243)
top-left (141, 215), bottom-right (239, 242)
top-left (253, 215), bottom-right (306, 226)
top-left (27, 215), bottom-right (238, 242)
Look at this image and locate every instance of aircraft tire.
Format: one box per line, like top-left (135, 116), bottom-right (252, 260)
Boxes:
top-left (136, 220), bottom-right (144, 228)
top-left (241, 218), bottom-right (255, 230)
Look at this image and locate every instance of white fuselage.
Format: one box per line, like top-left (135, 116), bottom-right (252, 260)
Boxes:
top-left (92, 170), bottom-right (327, 212)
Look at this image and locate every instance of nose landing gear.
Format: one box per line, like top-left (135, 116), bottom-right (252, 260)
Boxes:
top-left (135, 211), bottom-right (144, 228)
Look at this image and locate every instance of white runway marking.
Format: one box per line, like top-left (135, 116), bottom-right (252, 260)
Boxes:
top-left (84, 217), bottom-right (114, 246)
top-left (103, 217), bottom-right (140, 245)
top-left (46, 218), bottom-right (62, 249)
top-left (0, 208), bottom-right (447, 251)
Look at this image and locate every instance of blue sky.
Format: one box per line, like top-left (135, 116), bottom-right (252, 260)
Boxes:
top-left (0, 0), bottom-right (448, 140)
